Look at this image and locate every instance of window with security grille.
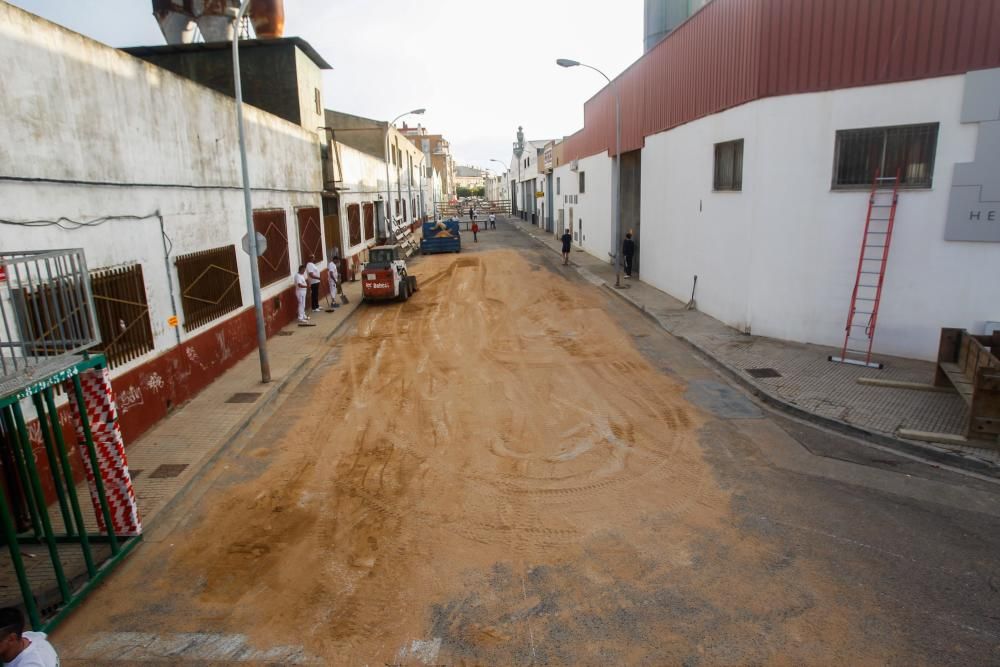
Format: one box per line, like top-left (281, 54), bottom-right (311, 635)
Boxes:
top-left (90, 263), bottom-right (154, 368)
top-left (347, 204), bottom-right (362, 246)
top-left (174, 245), bottom-right (242, 331)
top-left (713, 139), bottom-right (743, 191)
top-left (833, 123), bottom-right (938, 189)
top-left (253, 209), bottom-right (289, 287)
top-left (363, 203), bottom-right (375, 240)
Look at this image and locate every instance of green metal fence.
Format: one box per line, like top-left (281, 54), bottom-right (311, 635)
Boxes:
top-left (0, 354), bottom-right (140, 631)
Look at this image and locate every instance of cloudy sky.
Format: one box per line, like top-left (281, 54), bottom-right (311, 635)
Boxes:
top-left (9, 0), bottom-right (642, 173)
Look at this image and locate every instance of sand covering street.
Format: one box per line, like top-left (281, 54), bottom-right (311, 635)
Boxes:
top-left (59, 250), bottom-right (900, 664)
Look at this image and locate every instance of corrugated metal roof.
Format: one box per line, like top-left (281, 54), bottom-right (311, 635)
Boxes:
top-left (563, 0), bottom-right (1000, 162)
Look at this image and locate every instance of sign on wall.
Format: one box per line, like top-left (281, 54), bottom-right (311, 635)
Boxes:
top-left (945, 68), bottom-right (1000, 242)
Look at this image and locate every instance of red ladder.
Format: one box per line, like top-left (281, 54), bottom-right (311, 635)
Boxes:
top-left (829, 172), bottom-right (900, 369)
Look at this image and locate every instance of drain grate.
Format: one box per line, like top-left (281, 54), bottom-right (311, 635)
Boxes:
top-left (149, 464), bottom-right (188, 479)
top-left (746, 367), bottom-right (782, 379)
top-left (276, 331), bottom-right (295, 336)
top-left (226, 392), bottom-right (262, 404)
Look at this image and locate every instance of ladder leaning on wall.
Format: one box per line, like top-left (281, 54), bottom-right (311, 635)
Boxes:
top-left (829, 171), bottom-right (901, 369)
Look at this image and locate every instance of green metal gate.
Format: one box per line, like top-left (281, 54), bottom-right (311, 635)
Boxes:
top-left (0, 354), bottom-right (141, 631)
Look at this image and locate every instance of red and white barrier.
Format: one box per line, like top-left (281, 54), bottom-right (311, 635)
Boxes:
top-left (64, 367), bottom-right (142, 536)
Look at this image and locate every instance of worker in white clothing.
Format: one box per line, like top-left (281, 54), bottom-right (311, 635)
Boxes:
top-left (295, 264), bottom-right (309, 323)
top-left (0, 607), bottom-right (60, 666)
top-left (305, 255), bottom-right (322, 312)
top-left (327, 254), bottom-right (340, 309)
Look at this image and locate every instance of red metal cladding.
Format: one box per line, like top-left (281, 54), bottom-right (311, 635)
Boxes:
top-left (562, 0), bottom-right (1000, 162)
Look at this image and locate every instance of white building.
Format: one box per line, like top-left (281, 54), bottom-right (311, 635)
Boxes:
top-left (1, 3), bottom-right (327, 439)
top-left (555, 0), bottom-right (1000, 361)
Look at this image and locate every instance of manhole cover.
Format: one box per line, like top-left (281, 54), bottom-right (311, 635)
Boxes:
top-left (149, 464), bottom-right (188, 479)
top-left (746, 367), bottom-right (782, 379)
top-left (226, 392), bottom-right (262, 404)
top-left (276, 331), bottom-right (295, 336)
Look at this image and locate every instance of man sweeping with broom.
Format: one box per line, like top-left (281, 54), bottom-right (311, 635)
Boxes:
top-left (327, 252), bottom-right (345, 311)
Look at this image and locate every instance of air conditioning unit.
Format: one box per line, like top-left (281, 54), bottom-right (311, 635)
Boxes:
top-left (570, 160), bottom-right (579, 172)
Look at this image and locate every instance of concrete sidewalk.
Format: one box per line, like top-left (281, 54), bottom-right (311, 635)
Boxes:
top-left (123, 280), bottom-right (363, 531)
top-left (510, 218), bottom-right (1000, 473)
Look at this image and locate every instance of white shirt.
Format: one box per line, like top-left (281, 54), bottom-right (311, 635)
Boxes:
top-left (5, 631), bottom-right (60, 666)
top-left (327, 261), bottom-right (339, 284)
top-left (305, 261), bottom-right (320, 285)
top-left (294, 273), bottom-right (307, 289)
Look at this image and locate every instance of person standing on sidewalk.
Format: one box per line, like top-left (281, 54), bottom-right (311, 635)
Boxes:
top-left (305, 255), bottom-right (322, 312)
top-left (471, 221), bottom-right (479, 243)
top-left (489, 212), bottom-right (496, 230)
top-left (0, 607), bottom-right (60, 666)
top-left (469, 206), bottom-right (474, 221)
top-left (326, 253), bottom-right (340, 310)
top-left (561, 228), bottom-right (572, 265)
top-left (622, 231), bottom-right (636, 279)
top-left (295, 265), bottom-right (309, 323)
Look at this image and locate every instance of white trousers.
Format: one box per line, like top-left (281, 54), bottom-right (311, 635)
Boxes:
top-left (296, 287), bottom-right (307, 320)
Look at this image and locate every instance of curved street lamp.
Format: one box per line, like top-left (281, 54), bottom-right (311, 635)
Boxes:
top-left (557, 58), bottom-right (623, 288)
top-left (384, 108), bottom-right (425, 238)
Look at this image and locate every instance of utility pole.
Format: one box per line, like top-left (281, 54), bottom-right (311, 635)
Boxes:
top-left (231, 0), bottom-right (270, 382)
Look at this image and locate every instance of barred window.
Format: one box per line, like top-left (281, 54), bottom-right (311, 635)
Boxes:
top-left (833, 123), bottom-right (938, 189)
top-left (175, 245), bottom-right (242, 331)
top-left (713, 139), bottom-right (743, 191)
top-left (252, 209), bottom-right (290, 287)
top-left (363, 202), bottom-right (375, 240)
top-left (347, 204), bottom-right (362, 246)
top-left (90, 263), bottom-right (154, 368)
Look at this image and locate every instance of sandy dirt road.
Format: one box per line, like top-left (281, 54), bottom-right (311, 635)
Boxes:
top-left (54, 240), bottom-right (1000, 665)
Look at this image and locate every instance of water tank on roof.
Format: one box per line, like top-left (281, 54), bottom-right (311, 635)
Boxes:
top-left (644, 0), bottom-right (707, 52)
top-left (152, 0), bottom-right (284, 44)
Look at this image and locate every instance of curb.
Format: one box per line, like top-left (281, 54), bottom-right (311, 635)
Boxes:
top-left (600, 283), bottom-right (1000, 480)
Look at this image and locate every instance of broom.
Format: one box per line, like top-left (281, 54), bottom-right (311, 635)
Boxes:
top-left (685, 275), bottom-right (698, 310)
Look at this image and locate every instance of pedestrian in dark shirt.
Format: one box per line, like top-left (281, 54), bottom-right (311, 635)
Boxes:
top-left (561, 229), bottom-right (572, 265)
top-left (622, 232), bottom-right (636, 278)
top-left (469, 206), bottom-right (474, 221)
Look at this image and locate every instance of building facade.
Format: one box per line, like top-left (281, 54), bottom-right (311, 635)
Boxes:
top-left (2, 3), bottom-right (326, 442)
top-left (554, 0), bottom-right (1000, 361)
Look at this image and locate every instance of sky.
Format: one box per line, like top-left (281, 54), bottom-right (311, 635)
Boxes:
top-left (9, 0), bottom-right (643, 174)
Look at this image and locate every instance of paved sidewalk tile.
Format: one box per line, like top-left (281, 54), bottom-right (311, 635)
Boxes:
top-left (123, 281), bottom-right (364, 527)
top-left (511, 218), bottom-right (999, 466)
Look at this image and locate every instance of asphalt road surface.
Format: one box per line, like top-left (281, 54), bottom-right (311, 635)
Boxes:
top-left (56, 221), bottom-right (1000, 665)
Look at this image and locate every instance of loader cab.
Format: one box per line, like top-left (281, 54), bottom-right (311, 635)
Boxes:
top-left (366, 245), bottom-right (401, 268)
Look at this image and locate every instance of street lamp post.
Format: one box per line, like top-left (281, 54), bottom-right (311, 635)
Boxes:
top-left (489, 158), bottom-right (508, 208)
top-left (231, 0), bottom-right (270, 382)
top-left (557, 58), bottom-right (623, 288)
top-left (384, 109), bottom-right (425, 239)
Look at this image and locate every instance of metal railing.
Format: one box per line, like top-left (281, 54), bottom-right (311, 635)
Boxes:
top-left (0, 250), bottom-right (100, 395)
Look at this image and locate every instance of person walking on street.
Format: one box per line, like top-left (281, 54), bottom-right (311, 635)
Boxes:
top-left (326, 254), bottom-right (340, 310)
top-left (305, 255), bottom-right (322, 312)
top-left (471, 221), bottom-right (479, 242)
top-left (469, 206), bottom-right (474, 221)
top-left (489, 212), bottom-right (496, 230)
top-left (561, 228), bottom-right (572, 265)
top-left (295, 265), bottom-right (309, 323)
top-left (0, 607), bottom-right (60, 666)
top-left (622, 231), bottom-right (636, 279)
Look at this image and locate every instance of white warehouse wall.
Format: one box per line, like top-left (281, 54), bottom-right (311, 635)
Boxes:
top-left (639, 73), bottom-right (998, 360)
top-left (0, 4), bottom-right (322, 378)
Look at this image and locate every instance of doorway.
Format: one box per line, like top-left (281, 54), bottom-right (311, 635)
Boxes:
top-left (620, 150), bottom-right (642, 275)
